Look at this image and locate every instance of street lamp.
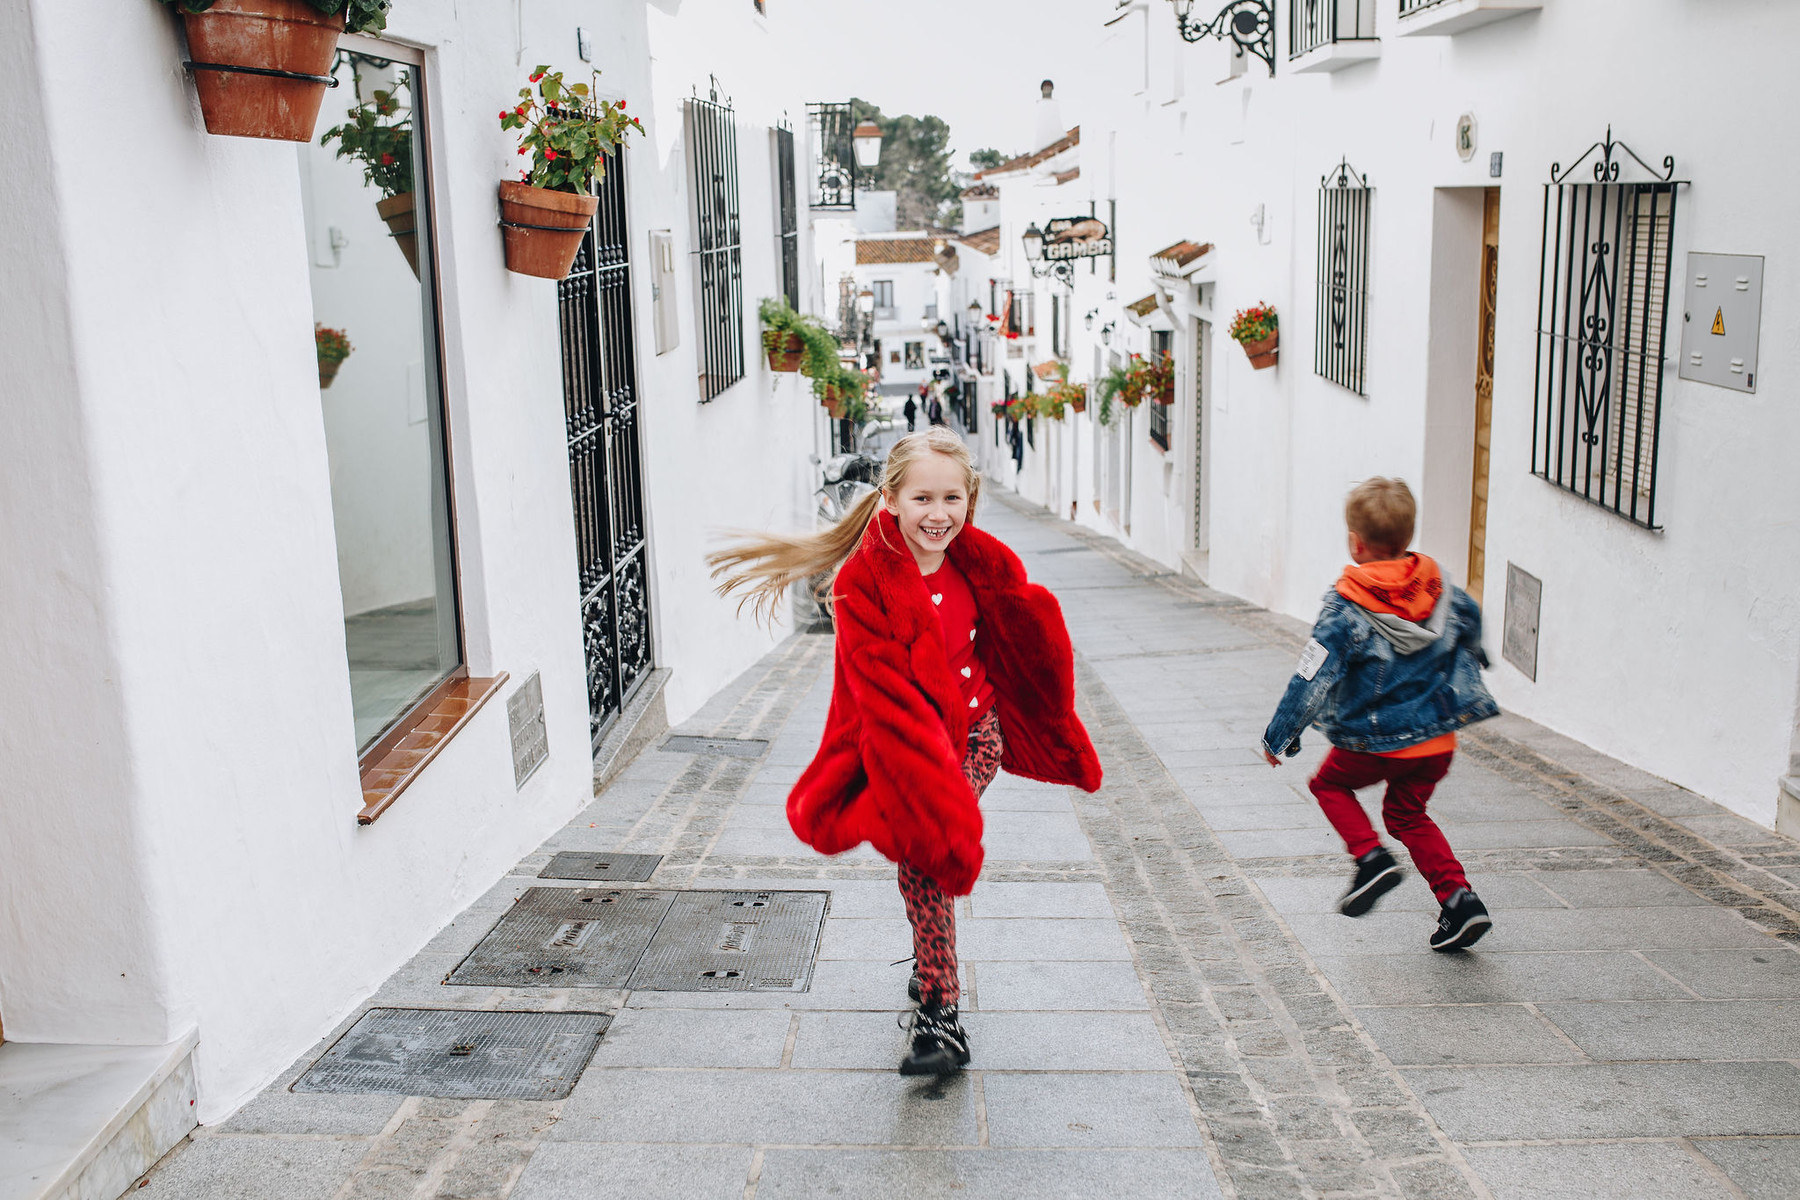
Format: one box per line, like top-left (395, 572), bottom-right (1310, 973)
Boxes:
top-left (857, 289), bottom-right (875, 316)
top-left (1084, 309), bottom-right (1097, 331)
top-left (852, 121), bottom-right (883, 168)
top-left (1166, 0), bottom-right (1275, 77)
top-left (1020, 221), bottom-right (1073, 285)
top-left (1100, 321), bottom-right (1115, 346)
top-left (1021, 222), bottom-right (1044, 263)
top-left (967, 300), bottom-right (983, 324)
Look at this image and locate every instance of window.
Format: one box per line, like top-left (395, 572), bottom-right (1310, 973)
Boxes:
top-left (806, 102), bottom-right (856, 211)
top-left (1532, 134), bottom-right (1683, 529)
top-left (774, 123), bottom-right (800, 310)
top-left (872, 279), bottom-right (894, 312)
top-left (302, 47), bottom-right (462, 757)
top-left (1005, 290), bottom-right (1021, 336)
top-left (905, 342), bottom-right (924, 369)
top-left (1290, 0), bottom-right (1376, 58)
top-left (1315, 159), bottom-right (1371, 395)
top-left (686, 93), bottom-right (744, 400)
top-left (1149, 329), bottom-right (1173, 451)
top-left (1051, 295), bottom-right (1066, 359)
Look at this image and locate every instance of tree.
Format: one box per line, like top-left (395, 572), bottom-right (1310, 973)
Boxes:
top-left (968, 148), bottom-right (1016, 172)
top-left (849, 98), bottom-right (959, 229)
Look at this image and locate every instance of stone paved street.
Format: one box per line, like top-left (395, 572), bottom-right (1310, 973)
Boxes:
top-left (139, 495), bottom-right (1800, 1200)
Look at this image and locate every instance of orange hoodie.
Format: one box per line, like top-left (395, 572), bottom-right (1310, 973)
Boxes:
top-left (1336, 553), bottom-right (1455, 758)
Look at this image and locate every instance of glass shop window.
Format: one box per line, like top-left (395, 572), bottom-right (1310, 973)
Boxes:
top-left (301, 46), bottom-right (462, 755)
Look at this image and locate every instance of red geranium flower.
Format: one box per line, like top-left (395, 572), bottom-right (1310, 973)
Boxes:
top-left (545, 149), bottom-right (558, 160)
top-left (379, 153), bottom-right (394, 165)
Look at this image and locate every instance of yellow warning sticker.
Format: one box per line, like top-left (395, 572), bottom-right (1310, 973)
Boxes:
top-left (1711, 307), bottom-right (1726, 336)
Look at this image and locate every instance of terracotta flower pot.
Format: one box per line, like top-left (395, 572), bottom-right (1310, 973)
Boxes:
top-left (499, 181), bottom-right (597, 280)
top-left (376, 191), bottom-right (420, 278)
top-left (765, 332), bottom-right (805, 373)
top-left (1240, 332), bottom-right (1279, 370)
top-left (1070, 398), bottom-right (1086, 414)
top-left (180, 0), bottom-right (346, 142)
top-left (318, 358), bottom-right (343, 389)
top-left (1152, 385), bottom-right (1175, 405)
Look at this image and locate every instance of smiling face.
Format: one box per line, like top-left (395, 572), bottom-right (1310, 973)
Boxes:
top-left (884, 451), bottom-right (971, 572)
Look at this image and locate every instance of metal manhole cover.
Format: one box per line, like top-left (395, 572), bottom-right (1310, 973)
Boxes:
top-left (446, 887), bottom-right (676, 988)
top-left (660, 735), bottom-right (769, 757)
top-left (539, 852), bottom-right (663, 882)
top-left (627, 890), bottom-right (829, 992)
top-left (293, 1008), bottom-right (609, 1099)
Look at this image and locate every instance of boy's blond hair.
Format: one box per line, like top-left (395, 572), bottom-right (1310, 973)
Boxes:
top-left (1345, 477), bottom-right (1416, 557)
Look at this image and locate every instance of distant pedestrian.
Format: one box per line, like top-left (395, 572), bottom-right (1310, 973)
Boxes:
top-left (708, 428), bottom-right (1102, 1076)
top-left (903, 396), bottom-right (917, 432)
top-left (1260, 478), bottom-right (1500, 951)
top-left (927, 393), bottom-right (944, 427)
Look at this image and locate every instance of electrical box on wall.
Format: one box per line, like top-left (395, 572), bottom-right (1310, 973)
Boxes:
top-left (648, 230), bottom-right (679, 356)
top-left (1679, 252), bottom-right (1763, 393)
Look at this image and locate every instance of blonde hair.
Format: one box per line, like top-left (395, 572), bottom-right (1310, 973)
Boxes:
top-left (1344, 477), bottom-right (1416, 557)
top-left (707, 427), bottom-right (981, 623)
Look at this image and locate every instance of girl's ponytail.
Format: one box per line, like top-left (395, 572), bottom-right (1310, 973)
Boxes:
top-left (707, 488), bottom-right (884, 623)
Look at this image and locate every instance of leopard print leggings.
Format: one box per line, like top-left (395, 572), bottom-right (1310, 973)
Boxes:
top-left (898, 708), bottom-right (1004, 1007)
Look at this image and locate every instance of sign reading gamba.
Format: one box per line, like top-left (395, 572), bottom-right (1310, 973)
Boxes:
top-left (1040, 216), bottom-right (1113, 261)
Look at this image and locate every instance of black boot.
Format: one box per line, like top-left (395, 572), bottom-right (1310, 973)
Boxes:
top-left (1339, 846), bottom-right (1403, 917)
top-left (907, 972), bottom-right (922, 1004)
top-left (1430, 888), bottom-right (1493, 951)
top-left (899, 1001), bottom-right (970, 1076)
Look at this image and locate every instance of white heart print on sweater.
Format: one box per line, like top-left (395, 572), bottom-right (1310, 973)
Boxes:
top-left (932, 594), bottom-right (943, 605)
top-left (961, 666), bottom-right (972, 678)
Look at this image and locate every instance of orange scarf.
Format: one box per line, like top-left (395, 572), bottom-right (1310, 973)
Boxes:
top-left (1336, 553), bottom-right (1443, 622)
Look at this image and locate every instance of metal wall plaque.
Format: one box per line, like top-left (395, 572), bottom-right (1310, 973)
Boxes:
top-left (293, 1008), bottom-right (609, 1100)
top-left (447, 888), bottom-right (677, 988)
top-left (540, 852), bottom-right (663, 883)
top-left (660, 735), bottom-right (769, 758)
top-left (507, 672), bottom-right (549, 788)
top-left (1503, 563), bottom-right (1542, 682)
top-left (1679, 252), bottom-right (1763, 393)
top-left (625, 890), bottom-right (829, 993)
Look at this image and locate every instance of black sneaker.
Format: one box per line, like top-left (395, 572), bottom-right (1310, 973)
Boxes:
top-left (1430, 888), bottom-right (1492, 951)
top-left (1339, 846), bottom-right (1403, 917)
top-left (899, 1002), bottom-right (970, 1076)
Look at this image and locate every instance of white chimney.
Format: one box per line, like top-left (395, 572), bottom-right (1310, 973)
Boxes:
top-left (1034, 79), bottom-right (1063, 153)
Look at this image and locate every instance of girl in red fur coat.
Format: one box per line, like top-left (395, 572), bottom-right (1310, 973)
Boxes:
top-left (710, 428), bottom-right (1102, 1076)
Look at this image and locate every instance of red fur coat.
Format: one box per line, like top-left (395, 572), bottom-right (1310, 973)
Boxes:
top-left (788, 507), bottom-right (1103, 895)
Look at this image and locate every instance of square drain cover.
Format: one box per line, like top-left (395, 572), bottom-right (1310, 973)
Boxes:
top-left (539, 852), bottom-right (663, 882)
top-left (627, 890), bottom-right (829, 992)
top-left (446, 887), bottom-right (676, 988)
top-left (293, 1008), bottom-right (609, 1099)
top-left (661, 735), bottom-right (769, 757)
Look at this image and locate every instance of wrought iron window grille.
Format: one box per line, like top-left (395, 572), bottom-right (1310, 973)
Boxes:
top-left (1149, 330), bottom-right (1174, 451)
top-left (1398, 0), bottom-right (1450, 13)
top-left (1532, 128), bottom-right (1684, 530)
top-left (1168, 0), bottom-right (1276, 77)
top-left (686, 88), bottom-right (746, 401)
top-left (775, 121), bottom-right (800, 311)
top-left (1315, 158), bottom-right (1372, 395)
top-left (1290, 0), bottom-right (1377, 59)
top-left (807, 102), bottom-right (857, 210)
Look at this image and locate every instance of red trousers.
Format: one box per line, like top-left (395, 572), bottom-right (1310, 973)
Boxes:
top-left (1309, 747), bottom-right (1468, 902)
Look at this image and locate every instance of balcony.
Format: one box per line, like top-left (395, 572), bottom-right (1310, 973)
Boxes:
top-left (1397, 0), bottom-right (1544, 36)
top-left (1289, 0), bottom-right (1379, 73)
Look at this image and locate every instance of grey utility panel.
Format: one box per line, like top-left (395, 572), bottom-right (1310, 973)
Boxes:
top-left (1679, 252), bottom-right (1764, 393)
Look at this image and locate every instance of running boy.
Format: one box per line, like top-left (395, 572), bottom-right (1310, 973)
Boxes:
top-left (1260, 478), bottom-right (1500, 950)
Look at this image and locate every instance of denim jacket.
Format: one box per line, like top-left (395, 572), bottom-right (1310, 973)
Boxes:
top-left (1261, 584), bottom-right (1499, 758)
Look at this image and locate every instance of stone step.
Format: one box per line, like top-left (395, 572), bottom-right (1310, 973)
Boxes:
top-left (0, 1030), bottom-right (197, 1200)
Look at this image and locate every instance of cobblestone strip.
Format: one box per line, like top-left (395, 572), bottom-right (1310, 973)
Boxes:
top-left (1073, 653), bottom-right (1485, 1200)
top-left (330, 1098), bottom-right (559, 1200)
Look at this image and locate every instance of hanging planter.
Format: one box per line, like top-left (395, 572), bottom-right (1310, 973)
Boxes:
top-left (1229, 303), bottom-right (1280, 371)
top-left (376, 192), bottom-right (420, 275)
top-left (498, 181), bottom-right (597, 279)
top-left (173, 0), bottom-right (347, 142)
top-left (498, 65), bottom-right (643, 281)
top-left (764, 331), bottom-right (806, 372)
top-left (316, 323), bottom-right (352, 388)
top-left (1143, 351), bottom-right (1175, 404)
top-left (321, 80), bottom-right (420, 275)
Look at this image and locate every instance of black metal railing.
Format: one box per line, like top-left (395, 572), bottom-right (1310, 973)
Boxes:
top-left (1149, 331), bottom-right (1172, 452)
top-left (1532, 130), bottom-right (1683, 530)
top-left (1291, 0), bottom-right (1377, 57)
top-left (1315, 159), bottom-right (1371, 395)
top-left (557, 152), bottom-right (653, 745)
top-left (807, 102), bottom-right (856, 210)
top-left (775, 123), bottom-right (800, 310)
top-left (686, 93), bottom-right (744, 401)
top-left (1398, 0), bottom-right (1450, 14)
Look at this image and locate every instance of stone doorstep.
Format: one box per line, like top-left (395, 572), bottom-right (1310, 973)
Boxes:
top-left (592, 668), bottom-right (672, 797)
top-left (0, 1028), bottom-right (197, 1200)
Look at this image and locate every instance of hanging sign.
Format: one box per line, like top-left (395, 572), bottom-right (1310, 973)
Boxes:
top-left (1041, 216), bottom-right (1113, 261)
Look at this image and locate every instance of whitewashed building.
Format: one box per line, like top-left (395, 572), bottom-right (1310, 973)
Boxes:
top-left (985, 0), bottom-right (1800, 834)
top-left (0, 0), bottom-right (840, 1187)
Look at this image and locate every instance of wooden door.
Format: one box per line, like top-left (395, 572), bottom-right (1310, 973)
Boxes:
top-left (1467, 189), bottom-right (1500, 604)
